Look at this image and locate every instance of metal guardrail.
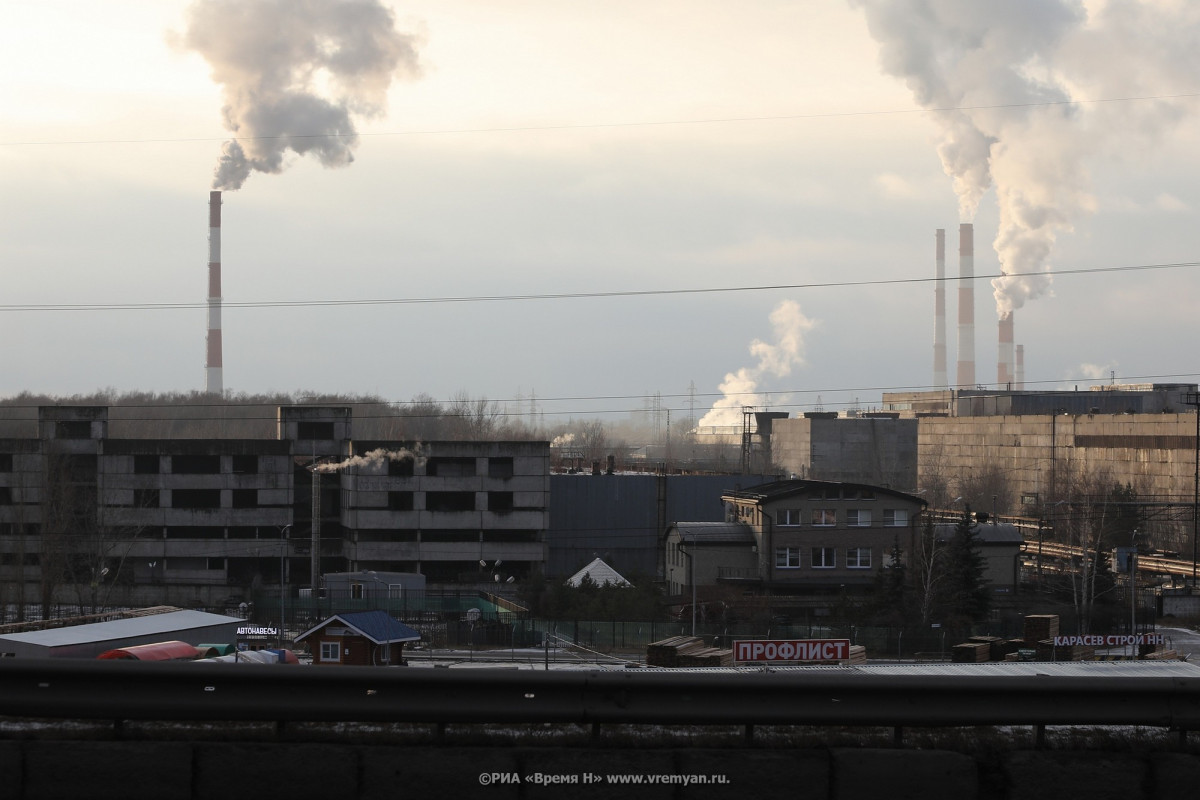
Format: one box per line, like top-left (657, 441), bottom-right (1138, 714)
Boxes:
top-left (2, 659), bottom-right (1200, 731)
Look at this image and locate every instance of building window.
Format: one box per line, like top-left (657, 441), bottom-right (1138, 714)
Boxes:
top-left (488, 457), bottom-right (514, 479)
top-left (171, 455), bottom-right (220, 474)
top-left (847, 509), bottom-right (872, 527)
top-left (884, 509), bottom-right (909, 527)
top-left (231, 455), bottom-right (258, 474)
top-left (231, 489), bottom-right (258, 509)
top-left (0, 454), bottom-right (11, 472)
top-left (134, 455), bottom-right (160, 474)
top-left (134, 488), bottom-right (160, 508)
top-left (774, 547), bottom-right (801, 568)
top-left (488, 491), bottom-right (514, 512)
top-left (811, 547), bottom-right (836, 568)
top-left (171, 489), bottom-right (221, 509)
top-left (426, 491), bottom-right (476, 512)
top-left (388, 458), bottom-right (415, 477)
top-left (319, 641), bottom-right (340, 662)
top-left (298, 422), bottom-right (335, 440)
top-left (351, 583), bottom-right (364, 599)
top-left (426, 457), bottom-right (476, 477)
top-left (775, 509), bottom-right (802, 526)
top-left (55, 420), bottom-right (92, 439)
top-left (847, 547), bottom-right (872, 569)
top-left (811, 509), bottom-right (837, 527)
top-left (0, 488), bottom-right (10, 505)
top-left (388, 491), bottom-right (414, 511)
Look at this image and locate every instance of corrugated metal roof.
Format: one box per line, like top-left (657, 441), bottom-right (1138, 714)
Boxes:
top-left (0, 610), bottom-right (245, 649)
top-left (296, 610), bottom-right (420, 645)
top-left (673, 522), bottom-right (755, 544)
top-left (624, 661), bottom-right (1200, 677)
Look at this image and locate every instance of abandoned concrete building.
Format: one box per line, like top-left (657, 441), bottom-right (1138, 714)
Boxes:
top-left (0, 406), bottom-right (549, 608)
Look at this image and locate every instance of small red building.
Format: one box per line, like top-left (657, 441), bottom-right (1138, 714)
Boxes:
top-left (295, 610), bottom-right (421, 666)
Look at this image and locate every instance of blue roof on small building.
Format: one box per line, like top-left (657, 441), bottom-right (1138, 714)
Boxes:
top-left (295, 610), bottom-right (421, 645)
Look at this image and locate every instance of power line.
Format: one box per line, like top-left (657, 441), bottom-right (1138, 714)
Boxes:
top-left (0, 261), bottom-right (1195, 313)
top-left (4, 93), bottom-right (1198, 147)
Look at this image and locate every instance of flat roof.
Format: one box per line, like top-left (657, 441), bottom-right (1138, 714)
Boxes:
top-left (0, 610), bottom-right (244, 649)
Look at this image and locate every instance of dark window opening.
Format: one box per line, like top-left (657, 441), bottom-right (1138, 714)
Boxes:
top-left (172, 455), bottom-right (220, 474)
top-left (166, 526), bottom-right (225, 539)
top-left (56, 455), bottom-right (97, 482)
top-left (171, 489), bottom-right (221, 509)
top-left (388, 491), bottom-right (414, 511)
top-left (297, 421), bottom-right (335, 440)
top-left (133, 455), bottom-right (160, 474)
top-left (482, 530), bottom-right (538, 543)
top-left (488, 457), bottom-right (514, 479)
top-left (388, 457), bottom-right (415, 477)
top-left (55, 420), bottom-right (92, 439)
top-left (421, 530), bottom-right (479, 542)
top-left (426, 457), bottom-right (476, 478)
top-left (232, 489), bottom-right (258, 508)
top-left (227, 527), bottom-right (260, 539)
top-left (0, 488), bottom-right (10, 505)
top-left (0, 454), bottom-right (12, 472)
top-left (488, 492), bottom-right (514, 512)
top-left (232, 455), bottom-right (258, 474)
top-left (134, 488), bottom-right (160, 508)
top-left (356, 530), bottom-right (418, 543)
top-left (207, 557), bottom-right (225, 570)
top-left (426, 491), bottom-right (476, 512)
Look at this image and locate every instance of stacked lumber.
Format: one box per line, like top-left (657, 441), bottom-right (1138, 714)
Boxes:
top-left (845, 645), bottom-right (868, 665)
top-left (952, 642), bottom-right (991, 663)
top-left (646, 636), bottom-right (707, 667)
top-left (1023, 615), bottom-right (1060, 644)
top-left (968, 635), bottom-right (1006, 661)
top-left (1141, 649), bottom-right (1182, 661)
top-left (1035, 639), bottom-right (1093, 661)
top-left (678, 647), bottom-right (735, 667)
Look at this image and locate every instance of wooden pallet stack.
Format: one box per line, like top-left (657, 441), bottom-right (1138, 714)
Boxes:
top-left (678, 646), bottom-right (735, 667)
top-left (646, 636), bottom-right (708, 667)
top-left (951, 642), bottom-right (992, 663)
top-left (1023, 615), bottom-right (1060, 644)
top-left (1035, 640), bottom-right (1094, 661)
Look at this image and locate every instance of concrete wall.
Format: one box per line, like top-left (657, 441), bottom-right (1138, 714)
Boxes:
top-left (918, 413), bottom-right (1198, 501)
top-left (772, 417), bottom-right (919, 490)
top-left (4, 739), bottom-right (1199, 799)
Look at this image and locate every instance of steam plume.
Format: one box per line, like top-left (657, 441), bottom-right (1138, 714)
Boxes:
top-left (698, 300), bottom-right (815, 429)
top-left (850, 0), bottom-right (1198, 317)
top-left (175, 0), bottom-right (421, 190)
top-left (314, 447), bottom-right (423, 473)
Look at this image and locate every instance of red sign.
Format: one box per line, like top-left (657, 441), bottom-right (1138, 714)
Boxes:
top-left (733, 639), bottom-right (851, 663)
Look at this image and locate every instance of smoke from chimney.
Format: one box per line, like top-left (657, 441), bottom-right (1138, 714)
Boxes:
top-left (933, 228), bottom-right (947, 389)
top-left (955, 223), bottom-right (975, 389)
top-left (852, 1), bottom-right (1199, 324)
top-left (174, 0), bottom-right (422, 190)
top-left (698, 301), bottom-right (815, 429)
top-left (206, 190), bottom-right (222, 394)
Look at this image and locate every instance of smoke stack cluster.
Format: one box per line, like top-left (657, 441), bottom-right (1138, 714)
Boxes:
top-left (998, 311), bottom-right (1015, 389)
top-left (955, 223), bottom-right (975, 389)
top-left (933, 229), bottom-right (947, 389)
top-left (206, 191), bottom-right (223, 395)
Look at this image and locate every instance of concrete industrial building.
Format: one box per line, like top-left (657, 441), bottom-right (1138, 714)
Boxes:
top-left (769, 413), bottom-right (919, 490)
top-left (0, 405), bottom-right (549, 608)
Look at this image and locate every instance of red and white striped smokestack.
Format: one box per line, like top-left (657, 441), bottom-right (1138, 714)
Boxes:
top-left (206, 191), bottom-right (223, 394)
top-left (955, 223), bottom-right (975, 389)
top-left (933, 229), bottom-right (948, 389)
top-left (998, 311), bottom-right (1014, 389)
top-left (1015, 344), bottom-right (1025, 390)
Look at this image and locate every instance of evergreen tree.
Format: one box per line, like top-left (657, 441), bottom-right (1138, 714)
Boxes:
top-left (939, 508), bottom-right (990, 630)
top-left (868, 537), bottom-right (912, 626)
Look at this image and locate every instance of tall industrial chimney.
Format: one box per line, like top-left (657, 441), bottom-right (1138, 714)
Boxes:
top-left (1015, 344), bottom-right (1025, 390)
top-left (998, 311), bottom-right (1014, 389)
top-left (206, 191), bottom-right (223, 394)
top-left (933, 229), bottom-right (948, 389)
top-left (955, 223), bottom-right (975, 389)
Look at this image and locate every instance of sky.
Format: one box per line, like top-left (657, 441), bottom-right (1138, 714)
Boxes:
top-left (1, 0), bottom-right (1198, 429)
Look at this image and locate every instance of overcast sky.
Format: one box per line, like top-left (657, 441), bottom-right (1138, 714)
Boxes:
top-left (1, 0), bottom-right (1198, 427)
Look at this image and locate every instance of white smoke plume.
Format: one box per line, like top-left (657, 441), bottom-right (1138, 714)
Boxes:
top-left (850, 0), bottom-right (1198, 317)
top-left (698, 300), bottom-right (816, 429)
top-left (313, 447), bottom-right (423, 473)
top-left (174, 0), bottom-right (422, 190)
